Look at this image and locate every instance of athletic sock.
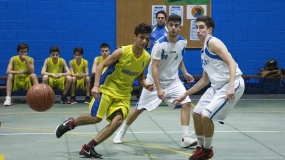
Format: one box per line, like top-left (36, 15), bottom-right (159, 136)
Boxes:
top-left (181, 125), bottom-right (189, 136)
top-left (87, 139), bottom-right (98, 148)
top-left (196, 135), bottom-right (204, 147)
top-left (204, 137), bottom-right (213, 149)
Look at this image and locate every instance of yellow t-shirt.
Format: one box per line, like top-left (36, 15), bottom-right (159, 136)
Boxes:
top-left (12, 55), bottom-right (33, 91)
top-left (46, 57), bottom-right (64, 74)
top-left (70, 58), bottom-right (88, 75)
top-left (13, 55), bottom-right (32, 77)
top-left (99, 45), bottom-right (150, 100)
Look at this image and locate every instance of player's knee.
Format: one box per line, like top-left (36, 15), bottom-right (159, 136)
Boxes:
top-left (7, 74), bottom-right (13, 81)
top-left (85, 76), bottom-right (90, 82)
top-left (71, 77), bottom-right (76, 82)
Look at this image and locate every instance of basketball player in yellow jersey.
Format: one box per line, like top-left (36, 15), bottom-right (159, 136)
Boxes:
top-left (41, 46), bottom-right (72, 104)
top-left (69, 47), bottom-right (91, 104)
top-left (3, 43), bottom-right (38, 106)
top-left (55, 23), bottom-right (153, 158)
top-left (91, 43), bottom-right (110, 88)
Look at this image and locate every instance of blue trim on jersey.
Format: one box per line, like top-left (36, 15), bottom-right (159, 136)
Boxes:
top-left (99, 61), bottom-right (118, 85)
top-left (205, 48), bottom-right (222, 61)
top-left (210, 80), bottom-right (241, 120)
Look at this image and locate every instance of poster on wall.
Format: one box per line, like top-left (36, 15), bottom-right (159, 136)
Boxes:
top-left (190, 20), bottom-right (198, 40)
top-left (187, 5), bottom-right (207, 19)
top-left (169, 6), bottom-right (184, 26)
top-left (152, 5), bottom-right (167, 25)
top-left (165, 0), bottom-right (210, 5)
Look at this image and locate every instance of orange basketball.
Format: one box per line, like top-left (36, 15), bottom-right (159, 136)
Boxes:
top-left (26, 83), bottom-right (55, 112)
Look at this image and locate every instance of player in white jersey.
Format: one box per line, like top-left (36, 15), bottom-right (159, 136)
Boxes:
top-left (174, 16), bottom-right (245, 160)
top-left (114, 14), bottom-right (197, 148)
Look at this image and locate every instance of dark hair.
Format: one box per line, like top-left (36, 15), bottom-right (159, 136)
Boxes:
top-left (196, 15), bottom-right (215, 33)
top-left (50, 46), bottom-right (60, 54)
top-left (100, 43), bottom-right (110, 49)
top-left (17, 43), bottom-right (29, 52)
top-left (167, 14), bottom-right (181, 24)
top-left (134, 23), bottom-right (152, 36)
top-left (73, 47), bottom-right (84, 55)
top-left (156, 10), bottom-right (167, 19)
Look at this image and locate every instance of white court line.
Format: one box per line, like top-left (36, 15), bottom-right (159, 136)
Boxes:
top-left (1, 130), bottom-right (284, 136)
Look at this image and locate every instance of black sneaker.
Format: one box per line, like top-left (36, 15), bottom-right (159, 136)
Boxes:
top-left (79, 144), bottom-right (103, 159)
top-left (61, 95), bottom-right (71, 104)
top-left (70, 96), bottom-right (77, 104)
top-left (55, 117), bottom-right (74, 138)
top-left (84, 96), bottom-right (91, 104)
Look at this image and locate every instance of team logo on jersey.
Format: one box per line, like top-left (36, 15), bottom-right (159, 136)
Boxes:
top-left (161, 50), bottom-right (168, 60)
top-left (121, 69), bottom-right (139, 76)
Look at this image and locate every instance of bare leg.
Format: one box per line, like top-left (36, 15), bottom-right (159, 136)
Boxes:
top-left (201, 115), bottom-right (214, 137)
top-left (125, 108), bottom-right (144, 126)
top-left (85, 76), bottom-right (90, 95)
top-left (30, 73), bottom-right (38, 85)
top-left (42, 75), bottom-right (49, 84)
top-left (180, 102), bottom-right (191, 126)
top-left (63, 75), bottom-right (72, 95)
top-left (193, 112), bottom-right (203, 135)
top-left (71, 77), bottom-right (76, 96)
top-left (6, 74), bottom-right (13, 97)
top-left (74, 113), bottom-right (102, 126)
top-left (94, 112), bottom-right (124, 144)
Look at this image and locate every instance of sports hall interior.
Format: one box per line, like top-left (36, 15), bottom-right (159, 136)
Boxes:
top-left (0, 1), bottom-right (285, 160)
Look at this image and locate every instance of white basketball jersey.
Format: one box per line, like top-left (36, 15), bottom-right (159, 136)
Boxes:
top-left (147, 35), bottom-right (187, 81)
top-left (201, 36), bottom-right (243, 89)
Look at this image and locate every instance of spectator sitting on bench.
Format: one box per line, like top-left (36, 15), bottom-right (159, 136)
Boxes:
top-left (41, 46), bottom-right (72, 104)
top-left (3, 43), bottom-right (39, 106)
top-left (69, 47), bottom-right (91, 104)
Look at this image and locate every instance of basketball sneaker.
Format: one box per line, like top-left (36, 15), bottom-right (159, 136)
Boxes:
top-left (55, 117), bottom-right (74, 138)
top-left (188, 146), bottom-right (214, 160)
top-left (113, 129), bottom-right (126, 144)
top-left (79, 144), bottom-right (103, 159)
top-left (84, 96), bottom-right (91, 104)
top-left (61, 95), bottom-right (71, 104)
top-left (70, 96), bottom-right (77, 104)
top-left (181, 134), bottom-right (197, 148)
top-left (3, 96), bottom-right (11, 106)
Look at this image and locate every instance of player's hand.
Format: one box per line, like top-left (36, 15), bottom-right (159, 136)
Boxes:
top-left (79, 73), bottom-right (85, 78)
top-left (173, 92), bottom-right (187, 106)
top-left (157, 88), bottom-right (165, 100)
top-left (21, 55), bottom-right (26, 60)
top-left (18, 69), bottom-right (24, 74)
top-left (184, 73), bottom-right (194, 83)
top-left (226, 85), bottom-right (235, 103)
top-left (144, 83), bottom-right (154, 91)
top-left (91, 86), bottom-right (100, 100)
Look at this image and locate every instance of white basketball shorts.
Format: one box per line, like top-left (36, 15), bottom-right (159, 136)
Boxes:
top-left (193, 78), bottom-right (245, 124)
top-left (136, 77), bottom-right (191, 111)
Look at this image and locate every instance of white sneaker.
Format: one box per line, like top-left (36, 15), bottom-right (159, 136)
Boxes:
top-left (181, 134), bottom-right (197, 148)
top-left (3, 96), bottom-right (11, 106)
top-left (113, 129), bottom-right (126, 144)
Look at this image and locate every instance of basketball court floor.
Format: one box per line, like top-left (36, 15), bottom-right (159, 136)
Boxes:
top-left (0, 94), bottom-right (285, 160)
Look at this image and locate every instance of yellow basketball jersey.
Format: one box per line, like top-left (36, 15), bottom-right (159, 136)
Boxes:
top-left (99, 45), bottom-right (150, 100)
top-left (71, 58), bottom-right (88, 74)
top-left (46, 57), bottom-right (64, 74)
top-left (13, 55), bottom-right (32, 78)
top-left (96, 55), bottom-right (107, 73)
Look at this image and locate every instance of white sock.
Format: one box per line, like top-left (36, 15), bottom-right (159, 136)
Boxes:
top-left (204, 137), bottom-right (213, 149)
top-left (121, 122), bottom-right (129, 131)
top-left (181, 125), bottom-right (189, 136)
top-left (197, 135), bottom-right (204, 147)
